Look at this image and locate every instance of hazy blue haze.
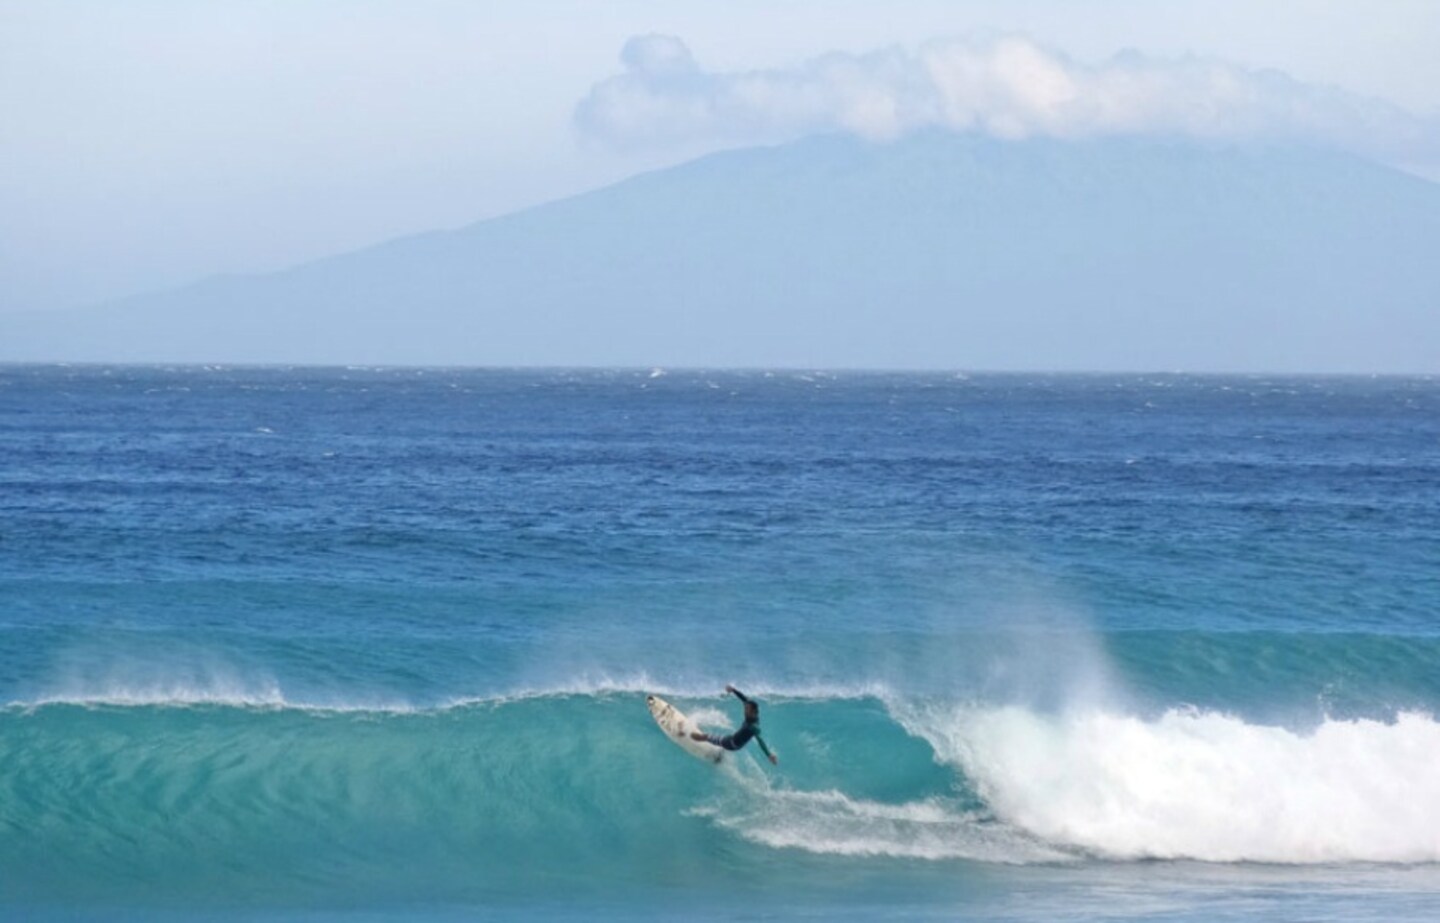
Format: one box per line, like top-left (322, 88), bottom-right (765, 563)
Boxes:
top-left (6, 3), bottom-right (1439, 315)
top-left (2, 366), bottom-right (1439, 921)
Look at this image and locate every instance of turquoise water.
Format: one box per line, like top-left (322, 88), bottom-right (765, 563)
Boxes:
top-left (2, 367), bottom-right (1438, 920)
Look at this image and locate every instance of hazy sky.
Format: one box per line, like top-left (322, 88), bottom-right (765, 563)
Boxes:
top-left (4, 0), bottom-right (1438, 314)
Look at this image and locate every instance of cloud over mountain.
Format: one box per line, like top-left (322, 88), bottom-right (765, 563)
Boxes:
top-left (576, 34), bottom-right (1436, 162)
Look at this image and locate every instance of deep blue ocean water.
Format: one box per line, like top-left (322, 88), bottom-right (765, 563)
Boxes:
top-left (2, 365), bottom-right (1439, 921)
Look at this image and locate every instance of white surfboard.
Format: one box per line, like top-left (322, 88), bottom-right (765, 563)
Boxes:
top-left (647, 694), bottom-right (725, 764)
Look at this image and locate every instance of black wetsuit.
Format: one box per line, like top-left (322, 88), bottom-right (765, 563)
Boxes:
top-left (703, 688), bottom-right (775, 761)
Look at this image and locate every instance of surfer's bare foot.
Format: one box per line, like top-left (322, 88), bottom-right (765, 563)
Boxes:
top-left (690, 732), bottom-right (707, 741)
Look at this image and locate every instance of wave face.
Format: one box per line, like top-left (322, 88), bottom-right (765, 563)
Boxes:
top-left (3, 368), bottom-right (1440, 919)
top-left (0, 693), bottom-right (1034, 904)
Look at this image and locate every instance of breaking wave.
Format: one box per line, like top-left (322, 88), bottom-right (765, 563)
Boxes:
top-left (5, 676), bottom-right (1439, 910)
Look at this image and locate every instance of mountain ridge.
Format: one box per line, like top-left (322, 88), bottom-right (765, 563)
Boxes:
top-left (5, 133), bottom-right (1438, 372)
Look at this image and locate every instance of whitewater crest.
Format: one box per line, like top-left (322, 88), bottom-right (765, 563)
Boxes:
top-left (896, 701), bottom-right (1440, 864)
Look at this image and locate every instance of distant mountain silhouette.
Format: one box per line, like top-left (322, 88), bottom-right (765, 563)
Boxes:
top-left (5, 132), bottom-right (1438, 371)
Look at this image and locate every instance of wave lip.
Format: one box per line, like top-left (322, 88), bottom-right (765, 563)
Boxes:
top-left (6, 675), bottom-right (888, 715)
top-left (19, 683), bottom-right (286, 709)
top-left (9, 676), bottom-right (420, 714)
top-left (442, 675), bottom-right (898, 708)
top-left (906, 703), bottom-right (1440, 864)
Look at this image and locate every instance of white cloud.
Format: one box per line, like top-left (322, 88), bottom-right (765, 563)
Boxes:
top-left (575, 34), bottom-right (1437, 162)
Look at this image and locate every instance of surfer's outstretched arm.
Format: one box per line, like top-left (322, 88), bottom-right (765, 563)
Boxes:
top-left (726, 684), bottom-right (751, 704)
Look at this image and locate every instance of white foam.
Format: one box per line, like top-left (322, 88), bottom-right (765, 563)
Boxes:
top-left (703, 775), bottom-right (1071, 863)
top-left (897, 702), bottom-right (1440, 864)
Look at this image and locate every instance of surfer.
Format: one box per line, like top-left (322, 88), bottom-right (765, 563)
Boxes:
top-left (691, 685), bottom-right (778, 764)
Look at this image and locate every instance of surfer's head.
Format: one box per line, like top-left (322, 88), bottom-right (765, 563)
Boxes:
top-left (743, 700), bottom-right (759, 722)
